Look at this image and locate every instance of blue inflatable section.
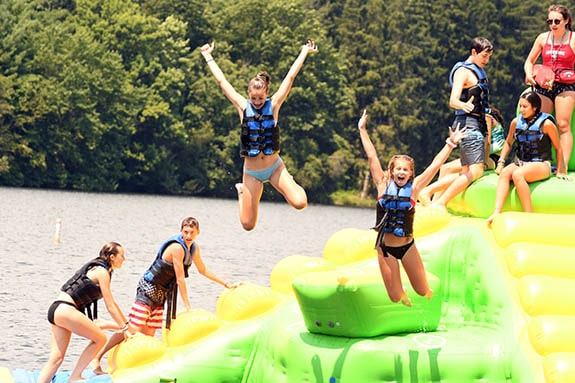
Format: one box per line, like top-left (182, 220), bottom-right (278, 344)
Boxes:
top-left (10, 369), bottom-right (112, 383)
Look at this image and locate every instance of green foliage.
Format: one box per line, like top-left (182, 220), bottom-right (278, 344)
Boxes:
top-left (0, 0), bottom-right (550, 203)
top-left (330, 189), bottom-right (373, 208)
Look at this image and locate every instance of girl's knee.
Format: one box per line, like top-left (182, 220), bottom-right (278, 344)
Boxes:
top-left (95, 332), bottom-right (107, 348)
top-left (240, 218), bottom-right (257, 231)
top-left (291, 197), bottom-right (307, 210)
top-left (511, 173), bottom-right (525, 184)
top-left (48, 353), bottom-right (65, 368)
top-left (288, 190), bottom-right (307, 210)
top-left (556, 120), bottom-right (573, 134)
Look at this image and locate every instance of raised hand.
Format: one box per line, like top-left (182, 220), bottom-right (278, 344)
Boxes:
top-left (200, 42), bottom-right (215, 57)
top-left (303, 40), bottom-right (318, 54)
top-left (358, 109), bottom-right (368, 131)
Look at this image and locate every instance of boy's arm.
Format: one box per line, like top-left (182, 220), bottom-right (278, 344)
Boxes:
top-left (193, 246), bottom-right (231, 288)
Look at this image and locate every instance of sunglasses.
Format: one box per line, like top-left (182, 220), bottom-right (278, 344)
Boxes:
top-left (547, 19), bottom-right (563, 25)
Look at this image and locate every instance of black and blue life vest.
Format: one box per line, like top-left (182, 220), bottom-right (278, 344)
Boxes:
top-left (240, 99), bottom-right (280, 157)
top-left (374, 181), bottom-right (415, 238)
top-left (143, 234), bottom-right (196, 290)
top-left (143, 234), bottom-right (196, 329)
top-left (514, 112), bottom-right (554, 162)
top-left (450, 61), bottom-right (490, 119)
top-left (61, 259), bottom-right (111, 320)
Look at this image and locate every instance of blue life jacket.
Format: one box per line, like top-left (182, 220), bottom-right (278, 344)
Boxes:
top-left (61, 259), bottom-right (110, 320)
top-left (374, 181), bottom-right (415, 237)
top-left (143, 234), bottom-right (196, 290)
top-left (450, 61), bottom-right (490, 119)
top-left (515, 112), bottom-right (554, 162)
top-left (240, 99), bottom-right (280, 157)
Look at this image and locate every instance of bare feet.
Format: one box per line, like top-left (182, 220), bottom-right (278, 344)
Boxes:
top-left (400, 292), bottom-right (413, 307)
top-left (89, 358), bottom-right (107, 375)
top-left (418, 190), bottom-right (432, 206)
top-left (425, 289), bottom-right (434, 300)
top-left (68, 376), bottom-right (87, 383)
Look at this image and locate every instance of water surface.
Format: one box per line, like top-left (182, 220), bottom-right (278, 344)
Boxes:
top-left (0, 187), bottom-right (372, 371)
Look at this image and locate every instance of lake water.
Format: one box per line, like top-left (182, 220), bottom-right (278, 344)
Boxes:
top-left (0, 187), bottom-right (372, 372)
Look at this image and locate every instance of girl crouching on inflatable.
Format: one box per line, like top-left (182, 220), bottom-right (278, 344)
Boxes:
top-left (358, 110), bottom-right (466, 306)
top-left (487, 91), bottom-right (566, 225)
top-left (38, 242), bottom-right (128, 383)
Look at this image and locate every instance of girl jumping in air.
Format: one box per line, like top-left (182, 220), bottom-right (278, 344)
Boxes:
top-left (200, 40), bottom-right (317, 231)
top-left (358, 110), bottom-right (466, 306)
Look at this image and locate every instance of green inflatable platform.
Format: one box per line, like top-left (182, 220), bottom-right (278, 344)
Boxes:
top-left (107, 225), bottom-right (533, 383)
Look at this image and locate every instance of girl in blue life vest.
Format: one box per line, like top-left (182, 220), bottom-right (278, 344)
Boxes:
top-left (487, 91), bottom-right (567, 225)
top-left (200, 40), bottom-right (317, 231)
top-left (358, 110), bottom-right (466, 306)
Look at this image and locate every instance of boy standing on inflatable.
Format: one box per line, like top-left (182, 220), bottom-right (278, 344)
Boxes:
top-left (200, 40), bottom-right (317, 231)
top-left (487, 92), bottom-right (566, 225)
top-left (91, 217), bottom-right (237, 373)
top-left (431, 37), bottom-right (494, 209)
top-left (357, 110), bottom-right (466, 306)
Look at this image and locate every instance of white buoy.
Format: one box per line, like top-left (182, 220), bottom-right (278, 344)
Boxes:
top-left (54, 218), bottom-right (62, 244)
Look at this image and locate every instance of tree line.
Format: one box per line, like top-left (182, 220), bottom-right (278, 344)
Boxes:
top-left (0, 0), bottom-right (548, 205)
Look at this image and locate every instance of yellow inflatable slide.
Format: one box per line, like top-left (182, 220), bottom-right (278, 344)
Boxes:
top-left (3, 191), bottom-right (575, 383)
top-left (91, 208), bottom-right (575, 382)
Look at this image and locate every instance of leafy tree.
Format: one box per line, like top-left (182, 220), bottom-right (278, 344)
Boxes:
top-left (187, 0), bottom-right (351, 202)
top-left (0, 0), bottom-right (563, 204)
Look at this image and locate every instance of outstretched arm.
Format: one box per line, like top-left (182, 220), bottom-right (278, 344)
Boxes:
top-left (192, 246), bottom-right (237, 288)
top-left (358, 110), bottom-right (386, 193)
top-left (271, 40), bottom-right (318, 114)
top-left (93, 268), bottom-right (127, 328)
top-left (200, 42), bottom-right (246, 113)
top-left (412, 124), bottom-right (466, 197)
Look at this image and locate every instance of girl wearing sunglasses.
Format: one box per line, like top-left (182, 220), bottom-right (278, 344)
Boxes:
top-left (524, 4), bottom-right (575, 172)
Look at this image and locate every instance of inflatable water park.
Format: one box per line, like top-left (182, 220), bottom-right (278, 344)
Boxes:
top-left (3, 124), bottom-right (575, 383)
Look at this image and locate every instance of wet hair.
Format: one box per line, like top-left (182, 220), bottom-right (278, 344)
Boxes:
top-left (521, 91), bottom-right (542, 114)
top-left (247, 71), bottom-right (271, 94)
top-left (488, 104), bottom-right (505, 127)
top-left (549, 4), bottom-right (572, 30)
top-left (181, 216), bottom-right (200, 230)
top-left (470, 37), bottom-right (494, 54)
top-left (388, 155), bottom-right (415, 182)
top-left (97, 241), bottom-right (123, 270)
